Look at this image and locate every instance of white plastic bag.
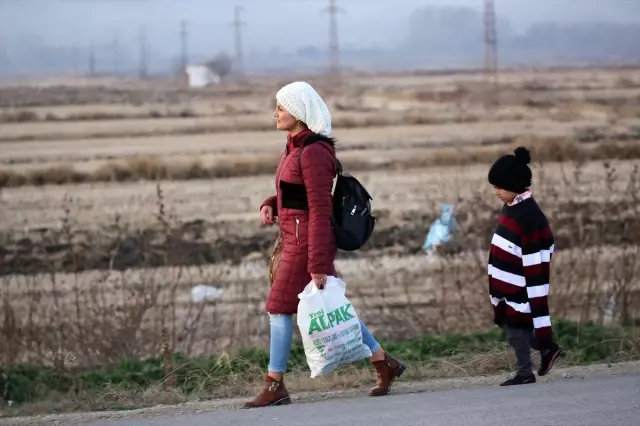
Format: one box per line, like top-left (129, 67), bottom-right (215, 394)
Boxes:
top-left (190, 284), bottom-right (223, 302)
top-left (297, 276), bottom-right (372, 378)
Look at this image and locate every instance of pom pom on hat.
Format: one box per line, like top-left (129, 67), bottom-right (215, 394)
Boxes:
top-left (514, 146), bottom-right (531, 165)
top-left (488, 146), bottom-right (533, 193)
top-left (276, 81), bottom-right (332, 136)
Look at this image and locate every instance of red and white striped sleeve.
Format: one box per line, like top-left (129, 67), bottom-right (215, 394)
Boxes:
top-left (521, 217), bottom-right (555, 347)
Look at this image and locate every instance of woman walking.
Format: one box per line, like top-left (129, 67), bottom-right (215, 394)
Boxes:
top-left (244, 81), bottom-right (405, 409)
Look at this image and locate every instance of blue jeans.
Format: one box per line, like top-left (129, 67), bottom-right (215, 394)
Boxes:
top-left (268, 314), bottom-right (381, 373)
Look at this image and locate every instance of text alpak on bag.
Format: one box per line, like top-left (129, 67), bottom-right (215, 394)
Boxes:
top-left (297, 276), bottom-right (371, 378)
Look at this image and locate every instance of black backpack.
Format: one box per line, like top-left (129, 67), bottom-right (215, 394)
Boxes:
top-left (300, 136), bottom-right (376, 251)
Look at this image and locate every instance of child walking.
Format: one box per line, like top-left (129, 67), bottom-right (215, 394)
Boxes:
top-left (487, 147), bottom-right (564, 386)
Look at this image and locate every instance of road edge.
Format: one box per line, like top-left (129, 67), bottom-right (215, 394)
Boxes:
top-left (3, 360), bottom-right (640, 425)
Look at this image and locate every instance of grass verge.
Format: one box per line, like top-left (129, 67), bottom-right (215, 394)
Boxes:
top-left (1, 138), bottom-right (640, 188)
top-left (1, 319), bottom-right (638, 416)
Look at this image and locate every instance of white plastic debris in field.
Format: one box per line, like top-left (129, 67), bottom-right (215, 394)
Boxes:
top-left (190, 285), bottom-right (224, 302)
top-left (423, 203), bottom-right (457, 251)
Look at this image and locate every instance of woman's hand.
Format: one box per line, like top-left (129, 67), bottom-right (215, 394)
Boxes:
top-left (311, 273), bottom-right (327, 289)
top-left (260, 206), bottom-right (275, 225)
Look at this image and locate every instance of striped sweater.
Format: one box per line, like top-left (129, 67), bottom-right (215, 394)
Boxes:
top-left (488, 192), bottom-right (555, 347)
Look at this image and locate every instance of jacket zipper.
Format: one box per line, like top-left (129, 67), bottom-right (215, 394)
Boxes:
top-left (295, 216), bottom-right (300, 244)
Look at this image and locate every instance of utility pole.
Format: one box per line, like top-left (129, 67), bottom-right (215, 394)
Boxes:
top-left (180, 19), bottom-right (188, 71)
top-left (483, 0), bottom-right (499, 105)
top-left (323, 0), bottom-right (344, 78)
top-left (0, 34), bottom-right (6, 69)
top-left (233, 5), bottom-right (245, 78)
top-left (112, 32), bottom-right (120, 76)
top-left (0, 3), bottom-right (6, 70)
top-left (88, 41), bottom-right (96, 76)
top-left (138, 26), bottom-right (148, 79)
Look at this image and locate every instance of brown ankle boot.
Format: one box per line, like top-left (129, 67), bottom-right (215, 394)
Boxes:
top-left (243, 376), bottom-right (291, 409)
top-left (369, 353), bottom-right (406, 397)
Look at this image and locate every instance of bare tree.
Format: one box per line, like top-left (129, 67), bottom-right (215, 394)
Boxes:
top-left (205, 53), bottom-right (233, 81)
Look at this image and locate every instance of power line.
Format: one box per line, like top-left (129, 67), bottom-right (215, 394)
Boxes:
top-left (483, 0), bottom-right (499, 105)
top-left (233, 5), bottom-right (245, 77)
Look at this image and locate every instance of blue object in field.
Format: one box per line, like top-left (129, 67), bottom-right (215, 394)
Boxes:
top-left (423, 204), bottom-right (457, 250)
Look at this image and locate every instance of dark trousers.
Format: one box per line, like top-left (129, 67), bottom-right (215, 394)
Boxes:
top-left (503, 326), bottom-right (538, 376)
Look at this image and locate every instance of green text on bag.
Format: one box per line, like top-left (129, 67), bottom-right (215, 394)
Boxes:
top-left (308, 304), bottom-right (355, 334)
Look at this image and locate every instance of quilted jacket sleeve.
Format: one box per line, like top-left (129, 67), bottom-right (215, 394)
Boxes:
top-left (301, 143), bottom-right (336, 274)
top-left (260, 196), bottom-right (278, 217)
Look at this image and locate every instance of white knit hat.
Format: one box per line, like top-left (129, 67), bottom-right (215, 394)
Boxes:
top-left (275, 81), bottom-right (332, 136)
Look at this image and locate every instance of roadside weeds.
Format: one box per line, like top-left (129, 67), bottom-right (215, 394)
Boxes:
top-left (2, 361), bottom-right (639, 426)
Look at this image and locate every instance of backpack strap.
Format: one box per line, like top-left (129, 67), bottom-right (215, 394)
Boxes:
top-left (298, 134), bottom-right (342, 180)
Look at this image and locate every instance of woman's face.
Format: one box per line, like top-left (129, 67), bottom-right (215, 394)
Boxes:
top-left (273, 102), bottom-right (298, 132)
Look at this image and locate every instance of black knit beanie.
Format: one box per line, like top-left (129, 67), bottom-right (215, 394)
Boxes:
top-left (488, 147), bottom-right (532, 193)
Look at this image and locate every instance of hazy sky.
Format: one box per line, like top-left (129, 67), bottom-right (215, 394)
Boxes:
top-left (2, 0), bottom-right (640, 57)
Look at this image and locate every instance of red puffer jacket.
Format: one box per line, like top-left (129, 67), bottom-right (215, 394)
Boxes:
top-left (260, 129), bottom-right (337, 315)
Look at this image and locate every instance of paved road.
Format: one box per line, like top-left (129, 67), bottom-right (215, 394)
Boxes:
top-left (89, 374), bottom-right (640, 426)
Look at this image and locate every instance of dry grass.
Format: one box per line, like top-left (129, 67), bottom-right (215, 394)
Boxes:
top-left (1, 159), bottom-right (639, 370)
top-left (2, 67), bottom-right (640, 416)
top-left (2, 244), bottom-right (638, 365)
top-left (0, 68), bottom-right (638, 148)
top-left (0, 108), bottom-right (197, 123)
top-left (0, 158), bottom-right (637, 233)
top-left (1, 98), bottom-right (638, 144)
top-left (1, 155), bottom-right (639, 415)
top-left (2, 137), bottom-right (640, 188)
top-left (5, 118), bottom-right (630, 167)
top-left (0, 110), bottom-right (521, 142)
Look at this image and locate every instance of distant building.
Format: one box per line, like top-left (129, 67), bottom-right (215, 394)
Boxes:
top-left (183, 64), bottom-right (221, 88)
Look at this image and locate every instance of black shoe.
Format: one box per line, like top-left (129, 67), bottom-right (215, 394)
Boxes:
top-left (538, 344), bottom-right (564, 376)
top-left (500, 374), bottom-right (536, 386)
